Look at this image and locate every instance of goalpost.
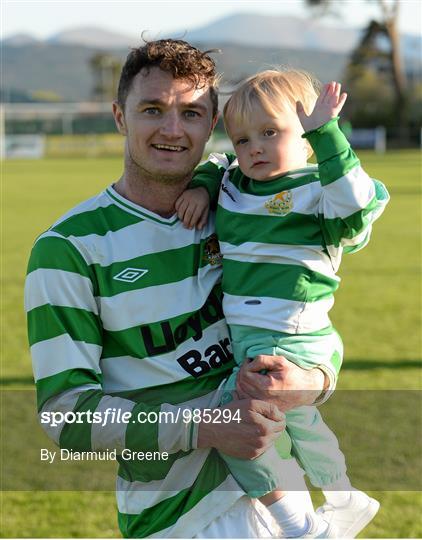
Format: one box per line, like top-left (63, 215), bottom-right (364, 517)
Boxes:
top-left (1, 102), bottom-right (118, 159)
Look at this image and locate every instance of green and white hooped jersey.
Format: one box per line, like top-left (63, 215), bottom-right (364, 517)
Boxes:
top-left (25, 186), bottom-right (242, 538)
top-left (193, 119), bottom-right (390, 335)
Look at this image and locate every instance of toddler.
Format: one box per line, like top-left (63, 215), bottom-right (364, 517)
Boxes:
top-left (176, 70), bottom-right (389, 538)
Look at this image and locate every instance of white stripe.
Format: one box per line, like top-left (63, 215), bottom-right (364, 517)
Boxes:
top-left (39, 384), bottom-right (100, 444)
top-left (100, 265), bottom-right (221, 331)
top-left (320, 167), bottom-right (375, 219)
top-left (31, 335), bottom-right (102, 381)
top-left (158, 389), bottom-right (222, 454)
top-left (91, 395), bottom-right (136, 452)
top-left (50, 191), bottom-right (114, 228)
top-left (117, 466), bottom-right (241, 538)
top-left (208, 152), bottom-right (232, 169)
top-left (61, 213), bottom-right (217, 267)
top-left (25, 268), bottom-right (98, 313)
top-left (116, 450), bottom-right (211, 513)
top-left (223, 293), bottom-right (334, 334)
top-left (219, 177), bottom-right (321, 217)
top-left (101, 320), bottom-right (229, 392)
top-left (220, 241), bottom-right (339, 280)
top-left (341, 227), bottom-right (371, 248)
top-left (149, 477), bottom-right (242, 538)
top-left (326, 228), bottom-right (371, 272)
top-left (106, 186), bottom-right (178, 224)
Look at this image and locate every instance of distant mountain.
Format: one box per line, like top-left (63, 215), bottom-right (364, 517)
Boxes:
top-left (47, 26), bottom-right (140, 49)
top-left (2, 13), bottom-right (420, 103)
top-left (178, 13), bottom-right (359, 53)
top-left (2, 33), bottom-right (40, 46)
top-left (4, 13), bottom-right (420, 57)
top-left (1, 41), bottom-right (349, 102)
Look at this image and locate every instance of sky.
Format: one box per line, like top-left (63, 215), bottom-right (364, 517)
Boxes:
top-left (1, 0), bottom-right (421, 39)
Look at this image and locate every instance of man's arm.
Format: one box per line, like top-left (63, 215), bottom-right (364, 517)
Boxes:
top-left (196, 398), bottom-right (286, 459)
top-left (236, 355), bottom-right (330, 410)
top-left (27, 232), bottom-right (287, 459)
top-left (26, 233), bottom-right (198, 456)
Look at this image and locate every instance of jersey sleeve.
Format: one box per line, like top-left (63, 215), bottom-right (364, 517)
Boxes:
top-left (190, 152), bottom-right (237, 206)
top-left (25, 233), bottom-right (197, 455)
top-left (303, 119), bottom-right (390, 262)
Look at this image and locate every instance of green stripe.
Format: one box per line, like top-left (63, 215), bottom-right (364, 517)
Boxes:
top-left (303, 118), bottom-right (359, 186)
top-left (27, 235), bottom-right (91, 277)
top-left (102, 284), bottom-right (224, 359)
top-left (222, 259), bottom-right (337, 302)
top-left (117, 450), bottom-right (193, 483)
top-left (106, 188), bottom-right (178, 226)
top-left (330, 350), bottom-right (343, 374)
top-left (28, 304), bottom-right (102, 346)
top-left (118, 450), bottom-right (230, 538)
top-left (59, 389), bottom-right (103, 451)
top-left (217, 207), bottom-right (323, 246)
top-left (52, 201), bottom-right (143, 238)
top-left (36, 368), bottom-right (102, 411)
top-left (318, 150), bottom-right (359, 186)
top-left (321, 195), bottom-right (380, 246)
top-left (92, 238), bottom-right (211, 297)
top-left (125, 402), bottom-right (160, 455)
top-left (111, 364), bottom-right (235, 407)
top-left (229, 167), bottom-right (320, 195)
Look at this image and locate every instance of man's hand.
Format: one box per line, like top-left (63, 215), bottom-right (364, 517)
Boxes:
top-left (197, 398), bottom-right (286, 459)
top-left (297, 81), bottom-right (347, 133)
top-left (236, 355), bottom-right (326, 412)
top-left (175, 187), bottom-right (210, 230)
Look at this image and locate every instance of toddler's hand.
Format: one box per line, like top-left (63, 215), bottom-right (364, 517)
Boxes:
top-left (175, 187), bottom-right (210, 230)
top-left (297, 81), bottom-right (347, 133)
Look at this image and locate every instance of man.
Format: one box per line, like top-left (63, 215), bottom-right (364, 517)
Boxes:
top-left (25, 39), bottom-right (333, 538)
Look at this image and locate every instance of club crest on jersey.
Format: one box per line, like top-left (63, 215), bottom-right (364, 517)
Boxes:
top-left (264, 190), bottom-right (293, 216)
top-left (202, 233), bottom-right (222, 266)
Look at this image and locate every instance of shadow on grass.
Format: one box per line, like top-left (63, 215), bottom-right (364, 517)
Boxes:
top-left (1, 360), bottom-right (421, 387)
top-left (0, 376), bottom-right (35, 386)
top-left (343, 359), bottom-right (422, 370)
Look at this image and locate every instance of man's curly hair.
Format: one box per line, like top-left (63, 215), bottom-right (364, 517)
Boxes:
top-left (117, 39), bottom-right (219, 117)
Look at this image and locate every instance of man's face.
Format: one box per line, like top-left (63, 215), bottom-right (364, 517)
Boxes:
top-left (113, 67), bottom-right (217, 184)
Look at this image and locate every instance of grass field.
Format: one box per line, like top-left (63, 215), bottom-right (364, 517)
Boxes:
top-left (1, 150), bottom-right (421, 538)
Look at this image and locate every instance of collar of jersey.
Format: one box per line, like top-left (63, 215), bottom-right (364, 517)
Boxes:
top-left (243, 165), bottom-right (319, 196)
top-left (105, 185), bottom-right (179, 226)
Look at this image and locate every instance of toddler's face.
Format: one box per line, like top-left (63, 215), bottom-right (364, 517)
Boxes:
top-left (226, 102), bottom-right (308, 181)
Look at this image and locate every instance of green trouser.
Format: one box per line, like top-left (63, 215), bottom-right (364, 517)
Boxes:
top-left (218, 325), bottom-right (346, 497)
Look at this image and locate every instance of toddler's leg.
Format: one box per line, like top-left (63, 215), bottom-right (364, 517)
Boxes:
top-left (263, 463), bottom-right (338, 538)
top-left (285, 406), bottom-right (380, 537)
top-left (285, 405), bottom-right (347, 488)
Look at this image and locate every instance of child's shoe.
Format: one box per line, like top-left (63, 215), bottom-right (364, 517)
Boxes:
top-left (316, 490), bottom-right (380, 538)
top-left (286, 513), bottom-right (338, 538)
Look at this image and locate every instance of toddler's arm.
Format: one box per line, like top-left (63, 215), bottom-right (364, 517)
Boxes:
top-left (176, 152), bottom-right (238, 229)
top-left (175, 187), bottom-right (210, 230)
top-left (299, 82), bottom-right (389, 259)
top-left (296, 81), bottom-right (347, 133)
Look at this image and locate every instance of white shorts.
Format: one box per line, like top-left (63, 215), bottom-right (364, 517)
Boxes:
top-left (193, 459), bottom-right (313, 539)
top-left (193, 496), bottom-right (280, 538)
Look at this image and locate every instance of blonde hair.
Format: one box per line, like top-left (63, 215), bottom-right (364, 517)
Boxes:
top-left (223, 68), bottom-right (321, 130)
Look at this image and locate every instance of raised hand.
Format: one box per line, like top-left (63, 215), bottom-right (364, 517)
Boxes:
top-left (297, 81), bottom-right (347, 133)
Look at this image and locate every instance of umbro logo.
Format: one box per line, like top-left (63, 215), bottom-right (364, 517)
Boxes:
top-left (113, 268), bottom-right (148, 283)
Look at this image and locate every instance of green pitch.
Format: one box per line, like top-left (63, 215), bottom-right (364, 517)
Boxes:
top-left (1, 150), bottom-right (421, 537)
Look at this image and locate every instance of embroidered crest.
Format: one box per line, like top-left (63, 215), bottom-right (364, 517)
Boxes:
top-left (264, 190), bottom-right (293, 216)
top-left (202, 233), bottom-right (222, 266)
